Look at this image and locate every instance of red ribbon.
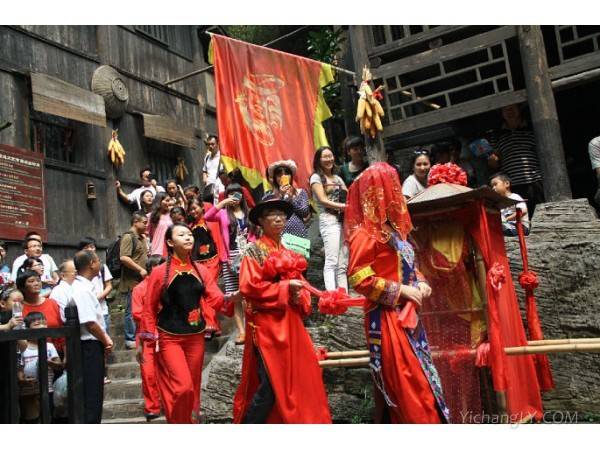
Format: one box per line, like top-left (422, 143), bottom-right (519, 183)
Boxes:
top-left (518, 271), bottom-right (539, 290)
top-left (315, 347), bottom-right (328, 361)
top-left (428, 163), bottom-right (468, 186)
top-left (262, 250), bottom-right (308, 281)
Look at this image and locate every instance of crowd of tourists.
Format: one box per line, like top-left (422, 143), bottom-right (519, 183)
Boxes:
top-left (0, 103), bottom-right (545, 424)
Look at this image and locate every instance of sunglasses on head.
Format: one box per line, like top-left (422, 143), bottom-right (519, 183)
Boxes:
top-left (414, 149), bottom-right (429, 156)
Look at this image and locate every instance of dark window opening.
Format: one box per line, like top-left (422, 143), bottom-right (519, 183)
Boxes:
top-left (145, 139), bottom-right (179, 187)
top-left (30, 112), bottom-right (75, 164)
top-left (135, 25), bottom-right (170, 46)
top-left (444, 49), bottom-right (490, 73)
top-left (372, 26), bottom-right (386, 47)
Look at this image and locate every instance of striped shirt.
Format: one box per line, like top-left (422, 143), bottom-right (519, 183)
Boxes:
top-left (493, 128), bottom-right (542, 186)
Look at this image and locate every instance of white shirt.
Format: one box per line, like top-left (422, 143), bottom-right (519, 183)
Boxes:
top-left (91, 264), bottom-right (113, 316)
top-left (22, 342), bottom-right (59, 379)
top-left (402, 174), bottom-right (427, 198)
top-left (127, 184), bottom-right (165, 210)
top-left (203, 150), bottom-right (221, 185)
top-left (72, 275), bottom-right (105, 341)
top-left (11, 253), bottom-right (58, 282)
top-left (589, 136), bottom-right (600, 170)
top-left (49, 281), bottom-right (74, 323)
top-left (503, 193), bottom-right (530, 229)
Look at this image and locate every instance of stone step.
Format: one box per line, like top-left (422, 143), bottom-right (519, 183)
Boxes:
top-left (107, 361), bottom-right (140, 380)
top-left (103, 398), bottom-right (145, 420)
top-left (108, 349), bottom-right (138, 364)
top-left (102, 416), bottom-right (167, 424)
top-left (104, 378), bottom-right (143, 401)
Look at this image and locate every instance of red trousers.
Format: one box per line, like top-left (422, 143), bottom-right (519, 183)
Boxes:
top-left (156, 330), bottom-right (205, 424)
top-left (139, 339), bottom-right (161, 415)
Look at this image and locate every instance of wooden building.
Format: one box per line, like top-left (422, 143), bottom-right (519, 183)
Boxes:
top-left (345, 25), bottom-right (600, 202)
top-left (0, 25), bottom-right (216, 262)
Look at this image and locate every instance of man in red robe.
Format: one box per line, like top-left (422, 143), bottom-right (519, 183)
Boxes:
top-left (233, 199), bottom-right (332, 423)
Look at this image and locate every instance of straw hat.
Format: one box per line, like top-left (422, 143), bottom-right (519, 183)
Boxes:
top-left (267, 160), bottom-right (297, 179)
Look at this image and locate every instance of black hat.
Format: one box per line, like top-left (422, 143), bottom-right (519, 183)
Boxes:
top-left (249, 199), bottom-right (293, 225)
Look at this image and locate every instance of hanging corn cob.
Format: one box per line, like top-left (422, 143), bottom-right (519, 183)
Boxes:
top-left (175, 157), bottom-right (189, 183)
top-left (356, 66), bottom-right (385, 139)
top-left (107, 129), bottom-right (126, 167)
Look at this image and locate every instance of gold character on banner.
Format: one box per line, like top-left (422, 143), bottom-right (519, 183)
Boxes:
top-left (235, 74), bottom-right (285, 147)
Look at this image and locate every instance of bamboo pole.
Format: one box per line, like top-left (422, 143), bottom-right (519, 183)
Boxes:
top-left (527, 338), bottom-right (600, 346)
top-left (505, 343), bottom-right (600, 355)
top-left (323, 350), bottom-right (369, 359)
top-left (319, 357), bottom-right (370, 368)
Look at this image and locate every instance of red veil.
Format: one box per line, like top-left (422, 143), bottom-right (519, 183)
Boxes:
top-left (344, 162), bottom-right (412, 244)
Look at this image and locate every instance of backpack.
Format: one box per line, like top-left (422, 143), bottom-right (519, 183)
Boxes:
top-left (106, 231), bottom-right (137, 278)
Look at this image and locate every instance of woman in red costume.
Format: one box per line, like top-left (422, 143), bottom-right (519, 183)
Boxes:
top-left (188, 198), bottom-right (221, 282)
top-left (232, 199), bottom-right (332, 424)
top-left (345, 162), bottom-right (450, 424)
top-left (139, 222), bottom-right (238, 423)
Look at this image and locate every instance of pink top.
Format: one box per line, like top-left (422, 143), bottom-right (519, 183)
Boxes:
top-left (147, 212), bottom-right (173, 257)
top-left (204, 207), bottom-right (256, 262)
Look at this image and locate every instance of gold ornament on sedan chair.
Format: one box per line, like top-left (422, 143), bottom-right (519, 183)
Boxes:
top-left (175, 157), bottom-right (189, 183)
top-left (356, 66), bottom-right (385, 139)
top-left (107, 129), bottom-right (126, 167)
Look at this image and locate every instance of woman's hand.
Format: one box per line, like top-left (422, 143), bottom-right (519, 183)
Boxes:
top-left (289, 279), bottom-right (304, 304)
top-left (400, 285), bottom-right (423, 307)
top-left (217, 198), bottom-right (237, 209)
top-left (417, 282), bottom-right (432, 300)
top-left (8, 316), bottom-right (23, 330)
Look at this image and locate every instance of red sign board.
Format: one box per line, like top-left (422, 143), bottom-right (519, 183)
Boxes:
top-left (0, 144), bottom-right (47, 241)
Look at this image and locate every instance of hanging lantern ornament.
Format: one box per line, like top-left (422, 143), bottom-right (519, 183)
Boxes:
top-left (175, 157), bottom-right (189, 183)
top-left (108, 129), bottom-right (126, 167)
top-left (355, 66), bottom-right (385, 139)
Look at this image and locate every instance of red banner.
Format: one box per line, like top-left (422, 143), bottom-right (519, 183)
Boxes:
top-left (212, 34), bottom-right (327, 189)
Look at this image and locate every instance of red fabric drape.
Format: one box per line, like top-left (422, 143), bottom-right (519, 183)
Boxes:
top-left (516, 209), bottom-right (555, 391)
top-left (413, 202), bottom-right (544, 420)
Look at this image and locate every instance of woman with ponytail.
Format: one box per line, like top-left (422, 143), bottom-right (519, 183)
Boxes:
top-left (139, 223), bottom-right (240, 423)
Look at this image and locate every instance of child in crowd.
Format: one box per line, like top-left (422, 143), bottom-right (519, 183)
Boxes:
top-left (169, 206), bottom-right (187, 224)
top-left (18, 311), bottom-right (63, 423)
top-left (132, 255), bottom-right (165, 421)
top-left (0, 287), bottom-right (26, 337)
top-left (148, 192), bottom-right (175, 257)
top-left (490, 173), bottom-right (530, 236)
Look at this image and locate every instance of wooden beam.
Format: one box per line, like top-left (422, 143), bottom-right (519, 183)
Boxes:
top-left (30, 73), bottom-right (106, 127)
top-left (142, 113), bottom-right (198, 149)
top-left (517, 25), bottom-right (572, 201)
top-left (549, 52), bottom-right (600, 81)
top-left (374, 26), bottom-right (516, 80)
top-left (383, 90), bottom-right (527, 137)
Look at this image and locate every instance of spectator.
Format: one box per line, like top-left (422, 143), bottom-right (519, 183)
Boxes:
top-left (488, 104), bottom-right (544, 217)
top-left (17, 270), bottom-right (64, 355)
top-left (264, 160), bottom-right (311, 241)
top-left (217, 167), bottom-right (257, 208)
top-left (202, 135), bottom-right (224, 202)
top-left (115, 167), bottom-right (165, 210)
top-left (183, 185), bottom-right (201, 204)
top-left (170, 206), bottom-right (187, 224)
top-left (19, 257), bottom-right (52, 297)
top-left (340, 136), bottom-right (369, 188)
top-left (310, 146), bottom-right (349, 292)
top-left (11, 232), bottom-right (59, 284)
top-left (71, 250), bottom-right (112, 423)
top-left (490, 173), bottom-right (530, 236)
top-left (139, 189), bottom-right (155, 215)
top-left (402, 149), bottom-right (431, 199)
top-left (131, 254), bottom-right (164, 421)
top-left (0, 287), bottom-right (25, 332)
top-left (165, 179), bottom-right (187, 209)
top-left (588, 136), bottom-right (600, 206)
top-left (118, 211), bottom-right (149, 350)
top-left (78, 237), bottom-right (113, 384)
top-left (148, 192), bottom-right (174, 257)
top-left (49, 259), bottom-right (77, 323)
top-left (0, 241), bottom-right (10, 286)
top-left (17, 311), bottom-right (63, 423)
top-left (206, 183), bottom-right (253, 345)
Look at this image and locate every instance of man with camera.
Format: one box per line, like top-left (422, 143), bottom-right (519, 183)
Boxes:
top-left (115, 167), bottom-right (165, 210)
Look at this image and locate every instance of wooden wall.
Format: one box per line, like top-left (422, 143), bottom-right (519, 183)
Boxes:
top-left (0, 25), bottom-right (216, 264)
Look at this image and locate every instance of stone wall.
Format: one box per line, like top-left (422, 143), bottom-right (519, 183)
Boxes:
top-left (504, 199), bottom-right (600, 419)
